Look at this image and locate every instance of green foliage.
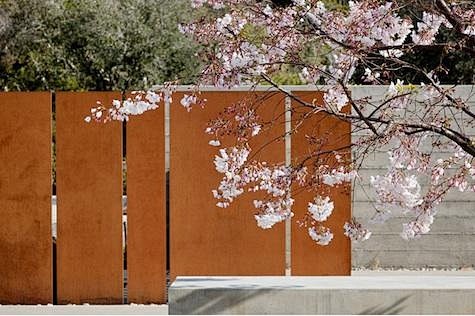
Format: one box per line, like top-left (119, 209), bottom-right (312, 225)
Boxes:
top-left (321, 0), bottom-right (349, 12)
top-left (271, 72), bottom-right (304, 85)
top-left (0, 0), bottom-right (201, 91)
top-left (240, 23), bottom-right (268, 46)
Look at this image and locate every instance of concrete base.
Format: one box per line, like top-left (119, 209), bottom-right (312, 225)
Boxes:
top-left (169, 275), bottom-right (475, 314)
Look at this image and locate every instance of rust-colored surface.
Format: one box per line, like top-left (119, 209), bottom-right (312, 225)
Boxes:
top-left (290, 91), bottom-right (351, 275)
top-left (170, 91), bottom-right (286, 280)
top-left (56, 92), bottom-right (123, 304)
top-left (126, 102), bottom-right (166, 303)
top-left (0, 92), bottom-right (52, 304)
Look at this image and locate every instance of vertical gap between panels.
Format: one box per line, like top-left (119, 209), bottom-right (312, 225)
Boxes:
top-left (122, 91), bottom-right (128, 304)
top-left (52, 91), bottom-right (58, 304)
top-left (285, 95), bottom-right (292, 276)
top-left (165, 96), bottom-right (171, 294)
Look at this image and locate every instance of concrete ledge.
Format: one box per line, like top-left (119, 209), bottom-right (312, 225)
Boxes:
top-left (169, 276), bottom-right (475, 314)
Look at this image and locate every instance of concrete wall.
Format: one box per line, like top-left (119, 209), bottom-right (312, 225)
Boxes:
top-left (350, 85), bottom-right (475, 269)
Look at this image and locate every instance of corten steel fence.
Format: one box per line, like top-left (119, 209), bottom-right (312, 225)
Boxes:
top-left (0, 89), bottom-right (351, 305)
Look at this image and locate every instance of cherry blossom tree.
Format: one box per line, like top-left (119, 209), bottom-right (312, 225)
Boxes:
top-left (87, 0), bottom-right (475, 245)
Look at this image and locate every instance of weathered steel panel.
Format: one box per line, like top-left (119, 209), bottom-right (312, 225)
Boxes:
top-left (56, 92), bottom-right (123, 304)
top-left (0, 92), bottom-right (52, 304)
top-left (290, 91), bottom-right (351, 275)
top-left (170, 91), bottom-right (286, 279)
top-left (127, 102), bottom-right (166, 303)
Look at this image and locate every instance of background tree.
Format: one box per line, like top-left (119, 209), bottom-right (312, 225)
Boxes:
top-left (2, 0), bottom-right (472, 90)
top-left (0, 0), bottom-right (200, 91)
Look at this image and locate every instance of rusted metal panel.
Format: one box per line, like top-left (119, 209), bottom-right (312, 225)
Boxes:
top-left (290, 91), bottom-right (351, 275)
top-left (126, 101), bottom-right (166, 303)
top-left (56, 92), bottom-right (123, 304)
top-left (170, 91), bottom-right (286, 280)
top-left (0, 92), bottom-right (52, 304)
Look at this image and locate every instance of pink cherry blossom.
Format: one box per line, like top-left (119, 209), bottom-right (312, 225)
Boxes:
top-left (89, 0), bottom-right (475, 246)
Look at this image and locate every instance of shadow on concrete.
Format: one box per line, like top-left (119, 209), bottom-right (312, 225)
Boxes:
top-left (171, 279), bottom-right (416, 314)
top-left (358, 295), bottom-right (411, 315)
top-left (170, 287), bottom-right (277, 314)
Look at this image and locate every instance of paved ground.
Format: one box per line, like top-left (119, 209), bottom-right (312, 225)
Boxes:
top-left (0, 304), bottom-right (168, 315)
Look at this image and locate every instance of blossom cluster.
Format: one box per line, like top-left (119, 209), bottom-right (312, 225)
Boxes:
top-left (308, 196), bottom-right (333, 222)
top-left (369, 131), bottom-right (475, 239)
top-left (344, 220), bottom-right (372, 242)
top-left (85, 85), bottom-right (203, 123)
top-left (412, 12), bottom-right (452, 45)
top-left (306, 196), bottom-right (335, 245)
top-left (213, 148), bottom-right (295, 229)
top-left (308, 226), bottom-right (333, 246)
top-left (85, 90), bottom-right (164, 123)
